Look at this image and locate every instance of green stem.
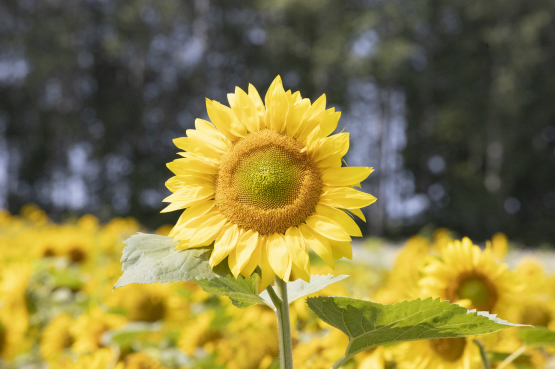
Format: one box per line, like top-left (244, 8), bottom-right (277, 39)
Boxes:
top-left (267, 277), bottom-right (294, 369)
top-left (473, 339), bottom-right (491, 369)
top-left (331, 355), bottom-right (350, 369)
top-left (497, 345), bottom-right (527, 369)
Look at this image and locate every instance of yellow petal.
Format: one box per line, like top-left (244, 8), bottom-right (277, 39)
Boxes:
top-left (235, 230), bottom-right (259, 271)
top-left (290, 261), bottom-right (310, 283)
top-left (189, 214), bottom-right (227, 247)
top-left (248, 83), bottom-right (266, 129)
top-left (321, 167), bottom-right (374, 187)
top-left (170, 201), bottom-right (216, 236)
top-left (173, 137), bottom-right (222, 160)
top-left (191, 119), bottom-right (230, 151)
top-left (266, 233), bottom-right (289, 280)
top-left (177, 152), bottom-right (220, 166)
top-left (167, 158), bottom-right (218, 175)
top-left (162, 184), bottom-right (214, 204)
top-left (349, 208), bottom-right (366, 222)
top-left (285, 98), bottom-right (310, 137)
top-left (299, 224), bottom-right (334, 269)
top-left (172, 211), bottom-right (218, 241)
top-left (233, 87), bottom-right (261, 133)
top-left (310, 132), bottom-right (349, 163)
top-left (319, 187), bottom-right (377, 209)
top-left (284, 226), bottom-right (310, 281)
top-left (283, 258), bottom-right (293, 282)
top-left (206, 99), bottom-right (246, 141)
top-left (305, 215), bottom-right (352, 242)
top-left (165, 174), bottom-right (214, 193)
top-left (315, 204), bottom-right (362, 237)
top-left (265, 76), bottom-right (289, 133)
top-left (298, 109), bottom-right (326, 144)
top-left (240, 240), bottom-right (261, 279)
top-left (228, 246), bottom-right (240, 277)
top-left (227, 93), bottom-right (236, 109)
top-left (330, 240), bottom-right (353, 260)
top-left (210, 223), bottom-right (240, 267)
top-left (258, 236), bottom-right (276, 289)
top-left (318, 109), bottom-right (341, 138)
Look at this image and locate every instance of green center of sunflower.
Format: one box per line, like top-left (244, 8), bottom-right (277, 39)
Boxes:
top-left (457, 275), bottom-right (497, 311)
top-left (429, 338), bottom-right (466, 362)
top-left (234, 146), bottom-right (304, 209)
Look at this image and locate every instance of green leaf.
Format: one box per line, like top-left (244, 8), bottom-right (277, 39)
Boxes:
top-left (196, 273), bottom-right (270, 309)
top-left (518, 327), bottom-right (555, 346)
top-left (114, 233), bottom-right (218, 289)
top-left (259, 274), bottom-right (349, 308)
top-left (307, 296), bottom-right (528, 360)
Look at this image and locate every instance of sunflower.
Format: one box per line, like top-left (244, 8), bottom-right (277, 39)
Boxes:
top-left (163, 76), bottom-right (376, 286)
top-left (40, 314), bottom-right (74, 360)
top-left (394, 337), bottom-right (482, 369)
top-left (419, 237), bottom-right (517, 313)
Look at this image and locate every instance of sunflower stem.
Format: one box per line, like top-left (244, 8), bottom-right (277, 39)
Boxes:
top-left (473, 339), bottom-right (491, 369)
top-left (270, 277), bottom-right (294, 369)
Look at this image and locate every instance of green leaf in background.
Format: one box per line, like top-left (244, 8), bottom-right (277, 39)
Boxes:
top-left (259, 274), bottom-right (349, 308)
top-left (114, 233), bottom-right (218, 289)
top-left (518, 327), bottom-right (555, 346)
top-left (101, 322), bottom-right (162, 347)
top-left (307, 296), bottom-right (529, 363)
top-left (196, 273), bottom-right (271, 309)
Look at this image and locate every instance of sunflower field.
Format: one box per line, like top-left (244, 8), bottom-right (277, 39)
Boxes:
top-left (0, 203), bottom-right (553, 369)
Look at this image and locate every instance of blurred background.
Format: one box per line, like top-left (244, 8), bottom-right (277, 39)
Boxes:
top-left (1, 0), bottom-right (554, 246)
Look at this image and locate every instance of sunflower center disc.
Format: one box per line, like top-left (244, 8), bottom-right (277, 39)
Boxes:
top-left (455, 274), bottom-right (498, 312)
top-left (234, 146), bottom-right (304, 209)
top-left (429, 338), bottom-right (466, 362)
top-left (216, 130), bottom-right (322, 235)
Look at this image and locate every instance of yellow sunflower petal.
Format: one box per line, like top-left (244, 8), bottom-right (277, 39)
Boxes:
top-left (228, 246), bottom-right (240, 277)
top-left (291, 261), bottom-right (310, 283)
top-left (172, 211), bottom-right (219, 241)
top-left (233, 87), bottom-right (261, 133)
top-left (173, 137), bottom-right (222, 160)
top-left (285, 98), bottom-right (310, 138)
top-left (167, 158), bottom-right (218, 175)
top-left (310, 132), bottom-right (349, 163)
top-left (284, 227), bottom-right (310, 282)
top-left (191, 119), bottom-right (230, 151)
top-left (248, 83), bottom-right (266, 128)
top-left (189, 214), bottom-right (227, 247)
top-left (299, 224), bottom-right (335, 269)
top-left (209, 223), bottom-right (240, 268)
top-left (349, 208), bottom-right (366, 222)
top-left (206, 99), bottom-right (246, 141)
top-left (315, 204), bottom-right (362, 237)
top-left (321, 167), bottom-right (374, 187)
top-left (266, 233), bottom-right (290, 280)
top-left (265, 76), bottom-right (289, 133)
top-left (259, 236), bottom-right (276, 289)
top-left (162, 184), bottom-right (214, 205)
top-left (170, 201), bottom-right (216, 237)
top-left (317, 109), bottom-right (341, 138)
top-left (319, 187), bottom-right (377, 209)
top-left (240, 240), bottom-right (261, 279)
top-left (235, 230), bottom-right (259, 271)
top-left (165, 174), bottom-right (214, 193)
top-left (330, 240), bottom-right (353, 260)
top-left (305, 215), bottom-right (352, 242)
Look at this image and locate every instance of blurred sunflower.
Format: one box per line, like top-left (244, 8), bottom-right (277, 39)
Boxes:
top-left (123, 352), bottom-right (169, 369)
top-left (70, 307), bottom-right (127, 353)
top-left (419, 237), bottom-right (517, 313)
top-left (394, 337), bottom-right (481, 369)
top-left (163, 76), bottom-right (376, 286)
top-left (40, 314), bottom-right (74, 360)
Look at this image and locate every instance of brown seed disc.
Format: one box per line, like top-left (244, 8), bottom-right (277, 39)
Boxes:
top-left (215, 129), bottom-right (322, 235)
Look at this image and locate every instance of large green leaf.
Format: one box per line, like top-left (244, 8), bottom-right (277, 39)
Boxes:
top-left (259, 274), bottom-right (349, 308)
top-left (196, 273), bottom-right (270, 309)
top-left (519, 327), bottom-right (555, 346)
top-left (307, 296), bottom-right (528, 360)
top-left (114, 233), bottom-right (218, 289)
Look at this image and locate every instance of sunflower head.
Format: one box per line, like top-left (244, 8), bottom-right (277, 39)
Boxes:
top-left (163, 76), bottom-right (376, 287)
top-left (419, 237), bottom-right (517, 313)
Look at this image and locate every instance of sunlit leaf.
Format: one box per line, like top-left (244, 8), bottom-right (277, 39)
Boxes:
top-left (519, 327), bottom-right (555, 346)
top-left (114, 233), bottom-right (218, 289)
top-left (307, 296), bottom-right (528, 361)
